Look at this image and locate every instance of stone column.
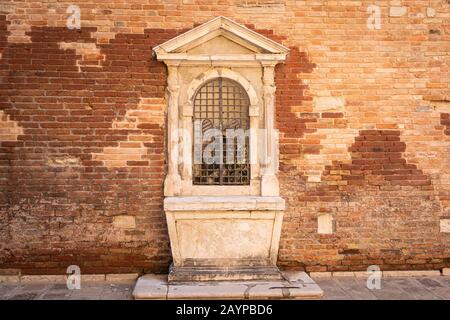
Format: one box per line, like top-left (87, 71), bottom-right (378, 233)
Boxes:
top-left (164, 62), bottom-right (182, 196)
top-left (261, 62), bottom-right (280, 196)
top-left (249, 104), bottom-right (260, 194)
top-left (181, 102), bottom-right (193, 181)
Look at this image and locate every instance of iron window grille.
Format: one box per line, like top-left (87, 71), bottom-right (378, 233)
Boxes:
top-left (193, 77), bottom-right (250, 185)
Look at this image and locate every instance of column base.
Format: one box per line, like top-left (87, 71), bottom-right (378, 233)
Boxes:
top-left (260, 174), bottom-right (279, 196)
top-left (164, 174), bottom-right (182, 196)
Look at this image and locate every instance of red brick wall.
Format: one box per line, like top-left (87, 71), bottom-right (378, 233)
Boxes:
top-left (1, 1), bottom-right (449, 274)
top-left (0, 26), bottom-right (183, 274)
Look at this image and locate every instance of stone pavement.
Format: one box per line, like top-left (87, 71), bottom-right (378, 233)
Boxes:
top-left (312, 276), bottom-right (450, 300)
top-left (0, 276), bottom-right (449, 300)
top-left (0, 281), bottom-right (134, 300)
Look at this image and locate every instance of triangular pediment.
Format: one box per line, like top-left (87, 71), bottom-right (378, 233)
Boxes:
top-left (153, 16), bottom-right (289, 56)
top-left (187, 36), bottom-right (256, 55)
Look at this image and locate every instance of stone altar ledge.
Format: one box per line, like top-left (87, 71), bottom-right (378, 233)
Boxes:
top-left (163, 196), bottom-right (286, 211)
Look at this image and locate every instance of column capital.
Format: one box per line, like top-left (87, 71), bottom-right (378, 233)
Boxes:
top-left (165, 60), bottom-right (181, 68)
top-left (260, 60), bottom-right (278, 68)
top-left (262, 65), bottom-right (276, 86)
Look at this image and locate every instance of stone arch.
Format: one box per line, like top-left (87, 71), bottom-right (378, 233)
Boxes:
top-left (186, 68), bottom-right (259, 113)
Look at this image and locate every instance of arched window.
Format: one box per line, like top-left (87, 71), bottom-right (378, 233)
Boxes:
top-left (193, 77), bottom-right (250, 185)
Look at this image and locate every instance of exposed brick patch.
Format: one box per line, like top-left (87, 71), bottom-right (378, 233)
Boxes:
top-left (276, 47), bottom-right (317, 159)
top-left (278, 130), bottom-right (444, 272)
top-left (322, 130), bottom-right (432, 188)
top-left (340, 249), bottom-right (360, 255)
top-left (0, 15), bottom-right (9, 59)
top-left (321, 112), bottom-right (343, 119)
top-left (441, 113), bottom-right (450, 135)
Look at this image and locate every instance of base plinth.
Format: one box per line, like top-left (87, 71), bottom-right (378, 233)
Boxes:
top-left (133, 271), bottom-right (323, 300)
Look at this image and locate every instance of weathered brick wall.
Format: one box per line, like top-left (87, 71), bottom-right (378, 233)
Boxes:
top-left (0, 1), bottom-right (449, 274)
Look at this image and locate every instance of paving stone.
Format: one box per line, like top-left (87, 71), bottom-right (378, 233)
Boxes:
top-left (421, 287), bottom-right (450, 300)
top-left (313, 279), bottom-right (353, 300)
top-left (334, 278), bottom-right (377, 300)
top-left (17, 283), bottom-right (50, 291)
top-left (38, 292), bottom-right (72, 300)
top-left (50, 283), bottom-right (70, 291)
top-left (9, 292), bottom-right (40, 300)
top-left (416, 277), bottom-right (444, 288)
top-left (369, 280), bottom-right (415, 300)
top-left (389, 278), bottom-right (440, 300)
top-left (133, 274), bottom-right (168, 300)
top-left (433, 276), bottom-right (450, 287)
top-left (383, 270), bottom-right (441, 277)
top-left (1, 276), bottom-right (449, 300)
top-left (7, 283), bottom-right (50, 300)
top-left (68, 290), bottom-right (103, 300)
top-left (0, 284), bottom-right (17, 296)
top-left (66, 283), bottom-right (105, 300)
top-left (100, 292), bottom-right (133, 300)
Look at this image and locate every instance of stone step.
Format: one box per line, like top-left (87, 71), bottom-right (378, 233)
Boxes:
top-left (133, 271), bottom-right (323, 300)
top-left (168, 265), bottom-right (283, 282)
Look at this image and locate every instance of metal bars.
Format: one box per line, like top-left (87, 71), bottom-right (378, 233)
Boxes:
top-left (193, 77), bottom-right (250, 185)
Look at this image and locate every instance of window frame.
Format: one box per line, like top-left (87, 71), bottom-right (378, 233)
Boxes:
top-left (178, 68), bottom-right (261, 196)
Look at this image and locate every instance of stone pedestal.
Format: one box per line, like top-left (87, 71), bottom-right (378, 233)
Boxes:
top-left (164, 196), bottom-right (285, 282)
top-left (146, 17), bottom-right (293, 297)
